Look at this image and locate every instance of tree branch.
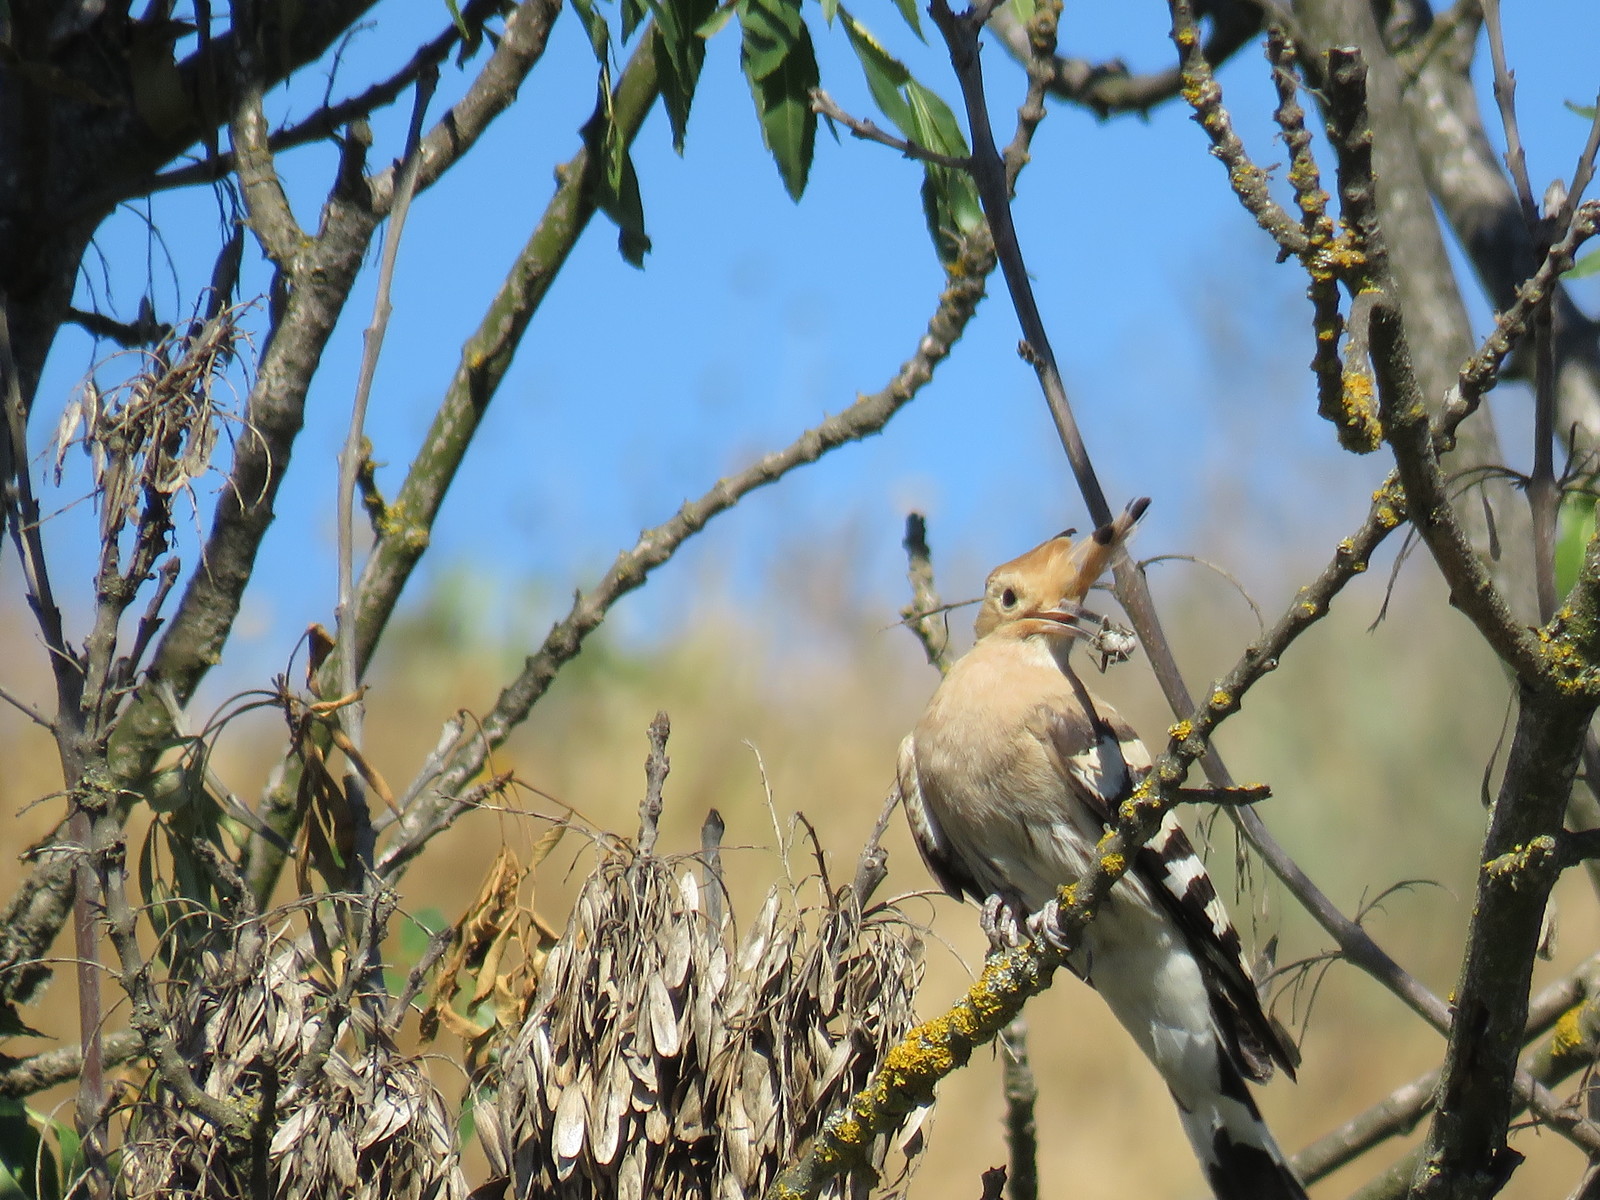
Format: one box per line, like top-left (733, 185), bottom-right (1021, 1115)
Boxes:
top-left (986, 0), bottom-right (1262, 118)
top-left (377, 229), bottom-right (998, 880)
top-left (148, 0), bottom-right (501, 196)
top-left (0, 1030), bottom-right (142, 1100)
top-left (1293, 954), bottom-right (1600, 1186)
top-left (105, 0), bottom-right (565, 809)
top-left (236, 17), bottom-right (657, 905)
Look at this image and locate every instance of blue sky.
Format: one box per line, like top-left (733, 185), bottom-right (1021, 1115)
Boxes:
top-left (26, 2), bottom-right (1600, 686)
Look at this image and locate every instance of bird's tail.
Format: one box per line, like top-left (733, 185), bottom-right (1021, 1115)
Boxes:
top-left (1174, 1049), bottom-right (1307, 1200)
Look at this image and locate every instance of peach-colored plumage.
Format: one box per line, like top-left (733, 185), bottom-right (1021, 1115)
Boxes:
top-left (896, 499), bottom-right (1305, 1200)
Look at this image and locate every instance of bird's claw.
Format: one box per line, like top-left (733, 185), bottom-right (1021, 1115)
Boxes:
top-left (1025, 903), bottom-right (1074, 952)
top-left (980, 894), bottom-right (1026, 953)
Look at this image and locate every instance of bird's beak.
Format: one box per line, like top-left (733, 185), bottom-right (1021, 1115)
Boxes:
top-left (1040, 497), bottom-right (1150, 618)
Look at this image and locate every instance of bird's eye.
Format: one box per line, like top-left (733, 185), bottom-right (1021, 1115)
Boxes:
top-left (1001, 587), bottom-right (1018, 609)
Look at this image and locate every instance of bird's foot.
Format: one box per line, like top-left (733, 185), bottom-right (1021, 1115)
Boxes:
top-left (980, 894), bottom-right (1027, 953)
top-left (1024, 901), bottom-right (1074, 952)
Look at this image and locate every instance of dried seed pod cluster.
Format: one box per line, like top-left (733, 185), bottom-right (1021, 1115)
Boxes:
top-left (478, 843), bottom-right (927, 1200)
top-left (120, 943), bottom-right (465, 1200)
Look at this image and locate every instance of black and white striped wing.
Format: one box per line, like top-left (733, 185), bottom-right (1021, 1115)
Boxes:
top-left (1039, 677), bottom-right (1296, 1082)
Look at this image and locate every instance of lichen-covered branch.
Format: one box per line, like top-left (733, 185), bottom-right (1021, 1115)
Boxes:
top-left (1410, 557), bottom-right (1600, 1193)
top-left (1354, 957), bottom-right (1600, 1200)
top-left (1170, 3), bottom-right (1309, 260)
top-left (1450, 201), bottom-right (1600, 433)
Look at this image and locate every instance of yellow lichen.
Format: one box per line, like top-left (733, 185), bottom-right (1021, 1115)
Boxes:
top-left (1168, 720), bottom-right (1193, 742)
top-left (1100, 852), bottom-right (1126, 875)
top-left (1482, 835), bottom-right (1558, 884)
top-left (1333, 366), bottom-right (1382, 453)
top-left (832, 1116), bottom-right (866, 1147)
top-left (1550, 1005), bottom-right (1587, 1062)
top-left (882, 1033), bottom-right (954, 1080)
top-left (1209, 688), bottom-right (1231, 709)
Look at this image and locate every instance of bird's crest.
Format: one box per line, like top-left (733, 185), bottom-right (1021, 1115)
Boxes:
top-left (974, 497), bottom-right (1150, 640)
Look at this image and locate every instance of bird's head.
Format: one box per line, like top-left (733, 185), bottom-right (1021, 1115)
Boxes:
top-left (973, 497), bottom-right (1150, 642)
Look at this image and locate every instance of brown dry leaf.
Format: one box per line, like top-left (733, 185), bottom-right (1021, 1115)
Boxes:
top-left (328, 724), bottom-right (401, 818)
top-left (423, 846), bottom-right (524, 1038)
top-left (434, 1002), bottom-right (490, 1041)
top-left (292, 738), bottom-right (353, 894)
top-left (473, 921), bottom-right (518, 1007)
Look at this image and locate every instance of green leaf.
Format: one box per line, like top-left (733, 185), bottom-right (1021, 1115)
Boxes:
top-left (0, 1099), bottom-right (54, 1200)
top-left (443, 0), bottom-right (472, 41)
top-left (903, 79), bottom-right (968, 157)
top-left (650, 0), bottom-right (720, 152)
top-left (569, 0), bottom-right (613, 62)
top-left (738, 0), bottom-right (818, 200)
top-left (1565, 247), bottom-right (1600, 280)
top-left (623, 0), bottom-right (649, 41)
top-left (739, 0), bottom-right (803, 81)
top-left (1566, 101), bottom-right (1598, 120)
top-left (840, 11), bottom-right (912, 132)
top-left (1556, 492), bottom-right (1598, 598)
top-left (1005, 0), bottom-right (1035, 25)
top-left (838, 14), bottom-right (980, 260)
top-left (889, 0), bottom-right (922, 38)
top-left (698, 3), bottom-right (738, 36)
top-left (584, 83), bottom-right (653, 265)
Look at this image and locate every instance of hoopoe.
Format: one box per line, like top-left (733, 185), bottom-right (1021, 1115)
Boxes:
top-left (895, 499), bottom-right (1305, 1200)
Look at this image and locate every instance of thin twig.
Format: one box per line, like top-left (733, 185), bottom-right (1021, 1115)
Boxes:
top-left (1479, 0), bottom-right (1539, 230)
top-left (1480, 0), bottom-right (1559, 622)
top-left (928, 0), bottom-right (1108, 526)
top-left (335, 66), bottom-right (437, 879)
top-left (811, 89), bottom-right (970, 169)
top-left (901, 513), bottom-right (951, 674)
top-left (0, 681), bottom-right (54, 730)
top-left (998, 0), bottom-right (1059, 194)
top-left (1451, 201), bottom-right (1600, 430)
top-left (985, 0), bottom-right (1261, 119)
top-left (144, 0), bottom-right (499, 198)
top-left (999, 1016), bottom-right (1038, 1200)
top-left (638, 712), bottom-right (671, 856)
top-left (91, 781), bottom-right (249, 1138)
